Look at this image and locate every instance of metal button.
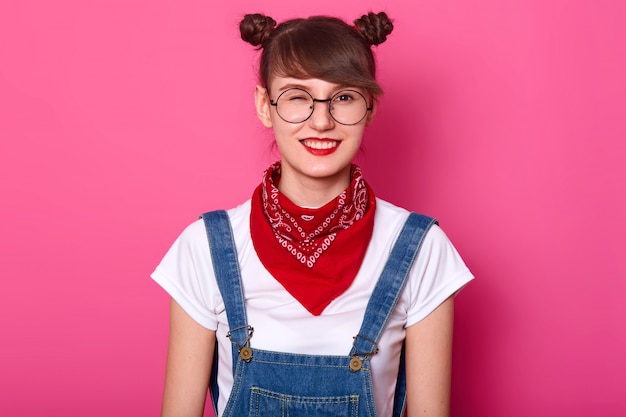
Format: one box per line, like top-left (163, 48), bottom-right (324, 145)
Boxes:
top-left (239, 347), bottom-right (253, 362)
top-left (349, 357), bottom-right (362, 372)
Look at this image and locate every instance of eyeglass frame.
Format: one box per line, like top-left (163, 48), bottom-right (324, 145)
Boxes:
top-left (268, 87), bottom-right (374, 126)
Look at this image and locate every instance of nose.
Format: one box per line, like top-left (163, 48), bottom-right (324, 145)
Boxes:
top-left (307, 99), bottom-right (335, 131)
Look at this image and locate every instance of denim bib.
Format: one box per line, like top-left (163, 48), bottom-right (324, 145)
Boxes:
top-left (202, 210), bottom-right (436, 417)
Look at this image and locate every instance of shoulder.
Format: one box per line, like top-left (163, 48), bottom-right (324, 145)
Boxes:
top-left (372, 198), bottom-right (410, 235)
top-left (183, 200), bottom-right (252, 244)
top-left (373, 198), bottom-right (442, 243)
top-left (152, 199), bottom-right (252, 287)
top-left (374, 199), bottom-right (466, 272)
top-left (150, 200), bottom-right (252, 330)
top-left (374, 197), bottom-right (410, 218)
top-left (225, 200), bottom-right (252, 234)
top-left (373, 198), bottom-right (446, 244)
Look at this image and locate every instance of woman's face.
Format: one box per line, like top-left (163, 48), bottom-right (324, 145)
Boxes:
top-left (255, 76), bottom-right (375, 190)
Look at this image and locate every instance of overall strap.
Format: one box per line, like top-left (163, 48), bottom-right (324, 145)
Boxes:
top-left (352, 212), bottom-right (437, 355)
top-left (201, 210), bottom-right (252, 365)
top-left (350, 212), bottom-right (437, 417)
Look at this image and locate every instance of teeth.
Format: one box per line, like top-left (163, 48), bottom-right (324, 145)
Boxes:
top-left (302, 140), bottom-right (338, 149)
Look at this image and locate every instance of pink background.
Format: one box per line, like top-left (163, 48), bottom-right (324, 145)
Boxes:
top-left (1, 0), bottom-right (625, 416)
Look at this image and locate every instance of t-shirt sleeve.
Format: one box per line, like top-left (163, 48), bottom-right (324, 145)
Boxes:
top-left (405, 224), bottom-right (474, 327)
top-left (150, 219), bottom-right (220, 330)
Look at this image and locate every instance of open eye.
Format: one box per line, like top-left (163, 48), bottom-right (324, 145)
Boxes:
top-left (333, 91), bottom-right (356, 102)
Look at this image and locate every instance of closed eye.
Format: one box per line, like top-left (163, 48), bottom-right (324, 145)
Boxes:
top-left (279, 88), bottom-right (313, 103)
top-left (288, 95), bottom-right (310, 102)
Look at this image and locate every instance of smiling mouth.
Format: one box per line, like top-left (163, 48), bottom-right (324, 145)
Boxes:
top-left (300, 139), bottom-right (339, 150)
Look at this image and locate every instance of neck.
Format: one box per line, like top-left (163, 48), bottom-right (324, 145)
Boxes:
top-left (276, 165), bottom-right (352, 208)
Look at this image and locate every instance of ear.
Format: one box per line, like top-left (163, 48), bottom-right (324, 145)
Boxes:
top-left (254, 85), bottom-right (273, 128)
top-left (365, 101), bottom-right (377, 126)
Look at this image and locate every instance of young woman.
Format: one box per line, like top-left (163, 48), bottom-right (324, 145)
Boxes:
top-left (152, 11), bottom-right (473, 417)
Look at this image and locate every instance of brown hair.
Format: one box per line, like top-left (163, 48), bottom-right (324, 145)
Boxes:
top-left (239, 12), bottom-right (394, 97)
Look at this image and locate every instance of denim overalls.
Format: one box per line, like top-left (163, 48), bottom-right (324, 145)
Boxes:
top-left (202, 210), bottom-right (436, 417)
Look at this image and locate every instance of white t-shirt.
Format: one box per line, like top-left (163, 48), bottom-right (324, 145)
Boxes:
top-left (152, 198), bottom-right (473, 417)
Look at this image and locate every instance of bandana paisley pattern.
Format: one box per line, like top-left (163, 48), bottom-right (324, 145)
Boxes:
top-left (261, 162), bottom-right (368, 268)
top-left (250, 161), bottom-right (376, 315)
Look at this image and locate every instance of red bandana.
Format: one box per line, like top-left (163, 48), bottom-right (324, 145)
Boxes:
top-left (250, 162), bottom-right (376, 316)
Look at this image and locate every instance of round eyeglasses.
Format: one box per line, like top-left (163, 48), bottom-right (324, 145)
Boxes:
top-left (269, 88), bottom-right (373, 126)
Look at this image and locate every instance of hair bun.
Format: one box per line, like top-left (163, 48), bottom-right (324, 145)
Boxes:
top-left (240, 13), bottom-right (277, 47)
top-left (354, 12), bottom-right (394, 46)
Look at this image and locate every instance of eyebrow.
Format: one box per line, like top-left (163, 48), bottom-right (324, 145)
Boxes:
top-left (274, 82), bottom-right (318, 93)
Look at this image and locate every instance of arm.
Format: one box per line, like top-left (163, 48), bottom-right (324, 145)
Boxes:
top-left (405, 296), bottom-right (454, 417)
top-left (161, 298), bottom-right (216, 417)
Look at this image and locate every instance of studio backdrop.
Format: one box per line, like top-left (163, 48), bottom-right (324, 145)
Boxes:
top-left (1, 0), bottom-right (624, 416)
